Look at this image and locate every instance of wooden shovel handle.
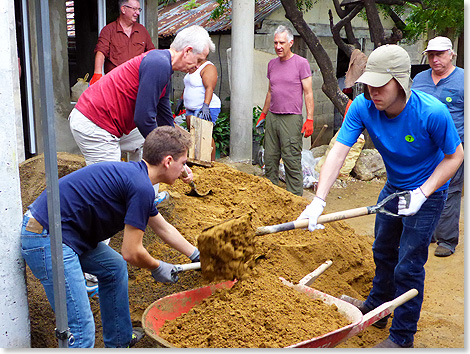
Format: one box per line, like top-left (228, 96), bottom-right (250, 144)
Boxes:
top-left (255, 206), bottom-right (369, 236)
top-left (181, 165), bottom-right (197, 189)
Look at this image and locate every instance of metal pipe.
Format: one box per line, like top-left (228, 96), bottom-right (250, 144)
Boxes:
top-left (34, 0), bottom-right (69, 348)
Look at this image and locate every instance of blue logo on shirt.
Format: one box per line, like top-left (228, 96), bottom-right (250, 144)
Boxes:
top-left (405, 135), bottom-right (415, 143)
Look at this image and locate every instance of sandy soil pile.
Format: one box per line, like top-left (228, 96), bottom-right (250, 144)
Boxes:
top-left (20, 154), bottom-right (377, 348)
top-left (158, 273), bottom-right (350, 348)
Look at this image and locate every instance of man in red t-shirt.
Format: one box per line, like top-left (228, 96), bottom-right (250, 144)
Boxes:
top-left (90, 0), bottom-right (155, 85)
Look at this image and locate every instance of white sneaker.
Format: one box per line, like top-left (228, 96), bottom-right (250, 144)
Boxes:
top-left (84, 272), bottom-right (98, 283)
top-left (154, 191), bottom-right (170, 206)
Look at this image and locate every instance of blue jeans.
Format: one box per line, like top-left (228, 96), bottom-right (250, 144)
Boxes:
top-left (186, 108), bottom-right (220, 125)
top-left (20, 212), bottom-right (132, 348)
top-left (363, 182), bottom-right (446, 346)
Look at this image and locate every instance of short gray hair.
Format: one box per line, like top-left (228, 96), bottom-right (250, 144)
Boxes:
top-left (274, 25), bottom-right (294, 42)
top-left (170, 25), bottom-right (216, 54)
top-left (119, 0), bottom-right (131, 8)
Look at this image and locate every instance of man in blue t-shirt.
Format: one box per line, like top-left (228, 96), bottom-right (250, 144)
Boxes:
top-left (412, 36), bottom-right (464, 257)
top-left (20, 126), bottom-right (200, 348)
top-left (297, 45), bottom-right (463, 348)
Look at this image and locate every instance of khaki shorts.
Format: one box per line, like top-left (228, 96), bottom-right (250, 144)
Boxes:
top-left (69, 108), bottom-right (145, 165)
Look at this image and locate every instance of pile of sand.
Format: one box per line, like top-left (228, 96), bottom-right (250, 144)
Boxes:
top-left (20, 156), bottom-right (376, 348)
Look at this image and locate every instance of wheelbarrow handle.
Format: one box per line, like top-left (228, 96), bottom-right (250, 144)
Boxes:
top-left (361, 289), bottom-right (418, 325)
top-left (298, 260), bottom-right (333, 286)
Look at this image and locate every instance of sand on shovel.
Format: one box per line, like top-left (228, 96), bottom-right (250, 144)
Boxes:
top-left (197, 214), bottom-right (255, 282)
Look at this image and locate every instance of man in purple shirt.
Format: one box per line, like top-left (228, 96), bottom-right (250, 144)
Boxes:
top-left (257, 25), bottom-right (314, 196)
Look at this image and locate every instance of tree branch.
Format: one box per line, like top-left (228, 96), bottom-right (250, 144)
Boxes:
top-left (329, 3), bottom-right (363, 56)
top-left (363, 0), bottom-right (385, 47)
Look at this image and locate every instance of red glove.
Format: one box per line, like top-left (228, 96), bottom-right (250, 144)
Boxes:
top-left (89, 73), bottom-right (102, 85)
top-left (256, 112), bottom-right (266, 128)
top-left (301, 119), bottom-right (314, 138)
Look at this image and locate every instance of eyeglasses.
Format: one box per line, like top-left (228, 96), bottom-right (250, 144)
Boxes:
top-left (123, 4), bottom-right (142, 12)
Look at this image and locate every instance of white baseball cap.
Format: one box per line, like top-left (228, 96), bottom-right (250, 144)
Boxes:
top-left (356, 44), bottom-right (412, 102)
top-left (422, 36), bottom-right (453, 54)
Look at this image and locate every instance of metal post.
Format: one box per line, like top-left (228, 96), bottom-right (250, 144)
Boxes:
top-left (34, 0), bottom-right (69, 348)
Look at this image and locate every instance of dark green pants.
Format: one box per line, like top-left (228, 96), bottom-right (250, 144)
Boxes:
top-left (264, 112), bottom-right (303, 196)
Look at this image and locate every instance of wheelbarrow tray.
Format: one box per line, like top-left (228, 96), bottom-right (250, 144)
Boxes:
top-left (282, 280), bottom-right (418, 348)
top-left (142, 279), bottom-right (366, 348)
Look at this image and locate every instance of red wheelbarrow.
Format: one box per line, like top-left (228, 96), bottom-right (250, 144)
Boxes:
top-left (142, 262), bottom-right (418, 348)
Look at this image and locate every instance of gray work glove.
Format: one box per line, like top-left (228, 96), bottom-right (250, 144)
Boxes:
top-left (197, 103), bottom-right (211, 121)
top-left (189, 248), bottom-right (200, 263)
top-left (151, 261), bottom-right (179, 283)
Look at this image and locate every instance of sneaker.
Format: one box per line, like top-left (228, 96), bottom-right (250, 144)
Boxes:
top-left (84, 272), bottom-right (98, 283)
top-left (154, 191), bottom-right (170, 206)
top-left (339, 295), bottom-right (389, 329)
top-left (373, 337), bottom-right (413, 348)
top-left (127, 327), bottom-right (145, 348)
top-left (85, 279), bottom-right (99, 298)
top-left (434, 245), bottom-right (453, 257)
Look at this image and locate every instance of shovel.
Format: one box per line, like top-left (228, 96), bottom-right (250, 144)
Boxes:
top-left (256, 190), bottom-right (410, 236)
top-left (181, 165), bottom-right (212, 197)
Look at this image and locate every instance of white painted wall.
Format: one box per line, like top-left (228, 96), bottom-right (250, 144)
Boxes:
top-left (0, 0), bottom-right (31, 348)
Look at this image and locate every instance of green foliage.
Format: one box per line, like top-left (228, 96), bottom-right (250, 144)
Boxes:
top-left (404, 0), bottom-right (464, 42)
top-left (213, 111), bottom-right (230, 156)
top-left (182, 0), bottom-right (201, 10)
top-left (211, 0), bottom-right (230, 20)
top-left (252, 106), bottom-right (264, 146)
top-left (295, 0), bottom-right (315, 13)
top-left (211, 106), bottom-right (265, 157)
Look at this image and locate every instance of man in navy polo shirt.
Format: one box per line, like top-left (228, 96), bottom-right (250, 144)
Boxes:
top-left (20, 126), bottom-right (200, 348)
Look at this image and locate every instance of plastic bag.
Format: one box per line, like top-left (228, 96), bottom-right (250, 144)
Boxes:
top-left (315, 131), bottom-right (365, 177)
top-left (71, 73), bottom-right (89, 102)
top-left (301, 150), bottom-right (320, 188)
top-left (278, 150), bottom-right (320, 188)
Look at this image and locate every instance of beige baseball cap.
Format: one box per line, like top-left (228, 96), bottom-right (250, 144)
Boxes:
top-left (356, 44), bottom-right (412, 102)
top-left (422, 36), bottom-right (453, 54)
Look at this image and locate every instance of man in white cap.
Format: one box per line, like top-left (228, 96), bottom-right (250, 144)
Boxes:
top-left (297, 44), bottom-right (463, 348)
top-left (412, 36), bottom-right (464, 257)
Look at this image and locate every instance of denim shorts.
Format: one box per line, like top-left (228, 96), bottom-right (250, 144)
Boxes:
top-left (186, 108), bottom-right (220, 125)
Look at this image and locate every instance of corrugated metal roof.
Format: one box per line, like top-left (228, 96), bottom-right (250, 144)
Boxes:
top-left (158, 0), bottom-right (281, 37)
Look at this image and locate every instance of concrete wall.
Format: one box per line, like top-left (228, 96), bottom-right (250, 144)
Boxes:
top-left (0, 0), bottom-right (30, 347)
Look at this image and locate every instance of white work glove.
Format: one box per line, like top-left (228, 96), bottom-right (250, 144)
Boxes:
top-left (151, 261), bottom-right (179, 283)
top-left (398, 187), bottom-right (427, 216)
top-left (297, 196), bottom-right (326, 231)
